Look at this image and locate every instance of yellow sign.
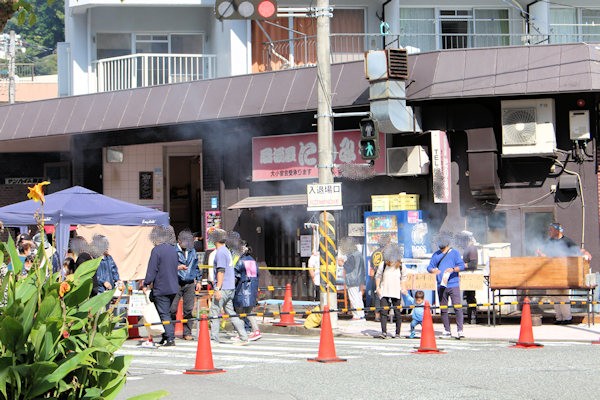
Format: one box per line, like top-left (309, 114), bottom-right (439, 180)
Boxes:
top-left (371, 251), bottom-right (383, 267)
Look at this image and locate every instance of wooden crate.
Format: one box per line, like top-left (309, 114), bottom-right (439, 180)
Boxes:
top-left (489, 256), bottom-right (589, 289)
top-left (392, 193), bottom-right (420, 210)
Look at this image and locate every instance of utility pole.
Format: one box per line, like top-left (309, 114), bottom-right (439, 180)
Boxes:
top-left (8, 30), bottom-right (15, 104)
top-left (315, 0), bottom-right (338, 328)
top-left (316, 0), bottom-right (333, 186)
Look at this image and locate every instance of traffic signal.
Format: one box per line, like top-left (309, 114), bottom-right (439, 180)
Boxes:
top-left (359, 118), bottom-right (379, 160)
top-left (215, 0), bottom-right (278, 20)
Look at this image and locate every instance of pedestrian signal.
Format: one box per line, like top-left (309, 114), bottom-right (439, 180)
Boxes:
top-left (359, 118), bottom-right (379, 160)
top-left (215, 0), bottom-right (278, 20)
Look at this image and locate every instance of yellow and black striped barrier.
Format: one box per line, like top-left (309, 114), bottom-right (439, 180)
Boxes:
top-left (124, 299), bottom-right (600, 329)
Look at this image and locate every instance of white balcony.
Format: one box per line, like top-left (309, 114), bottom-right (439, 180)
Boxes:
top-left (93, 53), bottom-right (216, 93)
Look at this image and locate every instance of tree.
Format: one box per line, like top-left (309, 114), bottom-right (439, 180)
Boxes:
top-left (0, 1), bottom-right (38, 30)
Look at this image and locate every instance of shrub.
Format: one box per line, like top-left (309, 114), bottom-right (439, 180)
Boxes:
top-left (0, 235), bottom-right (130, 399)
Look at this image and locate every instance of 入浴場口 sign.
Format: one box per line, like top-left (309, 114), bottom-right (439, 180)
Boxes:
top-left (307, 183), bottom-right (343, 211)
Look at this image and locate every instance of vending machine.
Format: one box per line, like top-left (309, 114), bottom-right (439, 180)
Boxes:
top-left (364, 210), bottom-right (431, 306)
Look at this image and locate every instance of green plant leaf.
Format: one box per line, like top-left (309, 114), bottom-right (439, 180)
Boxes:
top-left (27, 348), bottom-right (95, 398)
top-left (4, 236), bottom-right (23, 274)
top-left (20, 292), bottom-right (38, 338)
top-left (77, 290), bottom-right (114, 315)
top-left (63, 279), bottom-right (93, 307)
top-left (126, 390), bottom-right (170, 400)
top-left (73, 257), bottom-right (101, 284)
top-left (0, 357), bottom-right (14, 399)
top-left (0, 316), bottom-right (24, 353)
top-left (36, 294), bottom-right (60, 325)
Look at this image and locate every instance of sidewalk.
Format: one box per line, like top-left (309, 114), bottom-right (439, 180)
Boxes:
top-left (257, 314), bottom-right (600, 343)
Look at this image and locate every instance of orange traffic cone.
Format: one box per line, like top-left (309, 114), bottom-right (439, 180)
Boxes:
top-left (184, 314), bottom-right (225, 375)
top-left (511, 297), bottom-right (543, 348)
top-left (127, 315), bottom-right (142, 339)
top-left (175, 299), bottom-right (184, 337)
top-left (273, 283), bottom-right (302, 326)
top-left (308, 305), bottom-right (346, 363)
top-left (413, 301), bottom-right (445, 354)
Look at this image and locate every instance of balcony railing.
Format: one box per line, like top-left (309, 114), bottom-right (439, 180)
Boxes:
top-left (93, 53), bottom-right (216, 92)
top-left (261, 29), bottom-right (600, 72)
top-left (0, 63), bottom-right (35, 80)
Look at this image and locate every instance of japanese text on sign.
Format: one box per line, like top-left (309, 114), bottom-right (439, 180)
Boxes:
top-left (307, 183), bottom-right (343, 211)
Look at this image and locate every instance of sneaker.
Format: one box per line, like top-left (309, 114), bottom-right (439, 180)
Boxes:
top-left (457, 331), bottom-right (465, 339)
top-left (183, 335), bottom-right (194, 341)
top-left (232, 337), bottom-right (249, 346)
top-left (561, 319), bottom-right (574, 325)
top-left (162, 340), bottom-right (176, 347)
top-left (439, 331), bottom-right (452, 339)
top-left (248, 331), bottom-right (262, 341)
top-left (408, 332), bottom-right (416, 339)
top-left (375, 332), bottom-right (388, 339)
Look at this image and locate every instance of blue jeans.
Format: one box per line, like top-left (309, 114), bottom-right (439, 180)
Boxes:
top-left (210, 289), bottom-right (248, 342)
top-left (153, 293), bottom-right (176, 342)
top-left (438, 286), bottom-right (463, 333)
top-left (410, 319), bottom-right (422, 333)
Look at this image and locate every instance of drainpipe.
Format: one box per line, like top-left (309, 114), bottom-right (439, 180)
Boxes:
top-left (381, 0), bottom-right (392, 49)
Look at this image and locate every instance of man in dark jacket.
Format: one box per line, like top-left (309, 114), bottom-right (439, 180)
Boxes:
top-left (339, 237), bottom-right (366, 320)
top-left (143, 226), bottom-right (179, 346)
top-left (170, 229), bottom-right (202, 340)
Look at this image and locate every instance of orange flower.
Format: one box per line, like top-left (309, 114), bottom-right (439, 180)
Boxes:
top-left (27, 181), bottom-right (51, 204)
top-left (59, 281), bottom-right (71, 298)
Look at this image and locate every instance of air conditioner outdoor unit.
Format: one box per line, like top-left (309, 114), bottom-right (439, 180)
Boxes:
top-left (386, 146), bottom-right (430, 176)
top-left (501, 98), bottom-right (556, 157)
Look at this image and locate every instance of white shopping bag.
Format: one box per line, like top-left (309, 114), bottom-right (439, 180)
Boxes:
top-left (141, 292), bottom-right (165, 336)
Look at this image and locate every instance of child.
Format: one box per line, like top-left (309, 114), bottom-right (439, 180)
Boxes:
top-left (404, 290), bottom-right (425, 339)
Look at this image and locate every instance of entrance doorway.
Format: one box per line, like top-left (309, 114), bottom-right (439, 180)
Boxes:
top-left (168, 155), bottom-right (201, 234)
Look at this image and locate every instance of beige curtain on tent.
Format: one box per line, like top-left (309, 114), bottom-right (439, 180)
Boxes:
top-left (78, 225), bottom-right (156, 280)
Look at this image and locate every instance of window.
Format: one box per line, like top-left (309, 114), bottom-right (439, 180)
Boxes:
top-left (549, 8), bottom-right (577, 43)
top-left (523, 210), bottom-right (554, 256)
top-left (96, 33), bottom-right (132, 60)
top-left (581, 9), bottom-right (600, 42)
top-left (399, 8), bottom-right (509, 52)
top-left (440, 9), bottom-right (472, 49)
top-left (467, 211), bottom-right (507, 245)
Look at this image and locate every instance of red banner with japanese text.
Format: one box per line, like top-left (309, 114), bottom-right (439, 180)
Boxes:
top-left (252, 130), bottom-right (387, 181)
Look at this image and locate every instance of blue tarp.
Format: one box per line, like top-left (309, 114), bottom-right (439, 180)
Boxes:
top-left (0, 186), bottom-right (169, 262)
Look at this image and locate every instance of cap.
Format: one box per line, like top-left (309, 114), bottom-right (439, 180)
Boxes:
top-left (549, 223), bottom-right (564, 232)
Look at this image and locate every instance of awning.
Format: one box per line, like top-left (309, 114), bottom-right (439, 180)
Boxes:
top-left (228, 194), bottom-right (308, 209)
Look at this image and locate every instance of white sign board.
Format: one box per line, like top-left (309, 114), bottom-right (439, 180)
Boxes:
top-left (128, 291), bottom-right (147, 316)
top-left (431, 130), bottom-right (451, 203)
top-left (348, 223), bottom-right (365, 237)
top-left (299, 235), bottom-right (313, 257)
top-left (307, 183), bottom-right (343, 211)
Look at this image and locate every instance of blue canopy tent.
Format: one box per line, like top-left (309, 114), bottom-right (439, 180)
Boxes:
top-left (0, 186), bottom-right (169, 263)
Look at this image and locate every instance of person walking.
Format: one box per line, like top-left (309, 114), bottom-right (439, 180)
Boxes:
top-left (142, 226), bottom-right (180, 347)
top-left (374, 243), bottom-right (405, 339)
top-left (171, 229), bottom-right (202, 340)
top-left (427, 232), bottom-right (466, 339)
top-left (208, 228), bottom-right (249, 345)
top-left (234, 243), bottom-right (262, 341)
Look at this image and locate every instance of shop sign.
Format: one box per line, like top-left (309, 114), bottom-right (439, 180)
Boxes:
top-left (5, 177), bottom-right (45, 185)
top-left (252, 130), bottom-right (387, 181)
top-left (307, 183), bottom-right (343, 211)
top-left (431, 130), bottom-right (451, 203)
